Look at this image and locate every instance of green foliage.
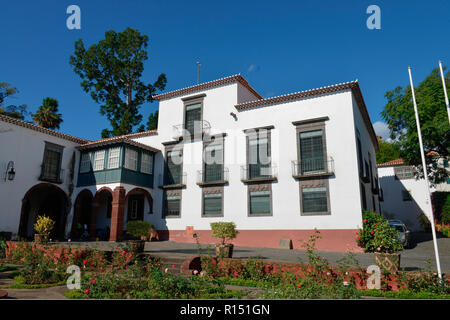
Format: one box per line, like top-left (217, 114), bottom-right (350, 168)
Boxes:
top-left (359, 289), bottom-right (450, 299)
top-left (32, 97), bottom-right (63, 129)
top-left (376, 137), bottom-right (402, 164)
top-left (381, 67), bottom-right (450, 183)
top-left (33, 215), bottom-right (55, 236)
top-left (210, 222), bottom-right (238, 245)
top-left (356, 210), bottom-right (403, 253)
top-left (0, 82), bottom-right (29, 120)
top-left (10, 275), bottom-right (66, 289)
top-left (432, 192), bottom-right (450, 224)
top-left (69, 27), bottom-right (167, 137)
top-left (147, 109), bottom-right (158, 130)
top-left (0, 265), bottom-right (18, 272)
top-left (126, 220), bottom-right (153, 239)
top-left (19, 246), bottom-right (66, 285)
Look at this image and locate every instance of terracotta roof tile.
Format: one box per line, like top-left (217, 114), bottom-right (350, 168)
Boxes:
top-left (377, 158), bottom-right (405, 167)
top-left (0, 114), bottom-right (89, 144)
top-left (153, 74), bottom-right (262, 101)
top-left (77, 136), bottom-right (160, 153)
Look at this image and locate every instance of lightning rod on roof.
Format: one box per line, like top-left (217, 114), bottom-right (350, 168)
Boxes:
top-left (197, 61), bottom-right (201, 84)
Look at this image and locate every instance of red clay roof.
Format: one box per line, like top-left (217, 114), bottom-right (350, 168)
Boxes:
top-left (234, 80), bottom-right (379, 150)
top-left (377, 158), bottom-right (405, 167)
top-left (153, 74), bottom-right (262, 101)
top-left (77, 135), bottom-right (160, 153)
top-left (0, 114), bottom-right (89, 144)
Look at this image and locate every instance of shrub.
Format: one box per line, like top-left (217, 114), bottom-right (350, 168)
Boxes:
top-left (126, 221), bottom-right (153, 239)
top-left (431, 191), bottom-right (450, 224)
top-left (34, 215), bottom-right (55, 236)
top-left (356, 210), bottom-right (403, 253)
top-left (210, 222), bottom-right (238, 245)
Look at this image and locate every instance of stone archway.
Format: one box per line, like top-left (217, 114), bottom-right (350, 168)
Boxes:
top-left (91, 187), bottom-right (113, 240)
top-left (71, 189), bottom-right (93, 239)
top-left (18, 183), bottom-right (70, 240)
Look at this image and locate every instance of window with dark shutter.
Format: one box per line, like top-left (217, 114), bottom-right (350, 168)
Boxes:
top-left (299, 130), bottom-right (324, 174)
top-left (204, 143), bottom-right (223, 182)
top-left (302, 187), bottom-right (328, 213)
top-left (185, 103), bottom-right (201, 135)
top-left (41, 143), bottom-right (63, 182)
top-left (248, 135), bottom-right (270, 179)
top-left (249, 191), bottom-right (271, 215)
top-left (166, 150), bottom-right (182, 185)
top-left (165, 195), bottom-right (181, 216)
top-left (203, 193), bottom-right (222, 216)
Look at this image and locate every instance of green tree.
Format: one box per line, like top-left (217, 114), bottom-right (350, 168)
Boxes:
top-left (376, 136), bottom-right (402, 164)
top-left (381, 67), bottom-right (450, 183)
top-left (32, 97), bottom-right (63, 129)
top-left (146, 109), bottom-right (158, 130)
top-left (0, 82), bottom-right (29, 120)
top-left (69, 27), bottom-right (167, 138)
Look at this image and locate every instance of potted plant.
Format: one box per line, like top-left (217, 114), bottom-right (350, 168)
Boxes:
top-left (356, 210), bottom-right (403, 273)
top-left (33, 215), bottom-right (55, 244)
top-left (126, 221), bottom-right (153, 253)
top-left (210, 222), bottom-right (238, 258)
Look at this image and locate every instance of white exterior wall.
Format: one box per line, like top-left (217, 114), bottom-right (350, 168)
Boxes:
top-left (133, 84), bottom-right (373, 232)
top-left (378, 166), bottom-right (429, 231)
top-left (351, 95), bottom-right (380, 214)
top-left (0, 122), bottom-right (80, 236)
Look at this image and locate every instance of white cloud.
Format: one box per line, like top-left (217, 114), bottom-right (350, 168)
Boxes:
top-left (247, 64), bottom-right (257, 72)
top-left (372, 121), bottom-right (391, 141)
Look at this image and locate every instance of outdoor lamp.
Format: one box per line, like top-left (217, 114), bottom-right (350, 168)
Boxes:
top-left (5, 161), bottom-right (15, 181)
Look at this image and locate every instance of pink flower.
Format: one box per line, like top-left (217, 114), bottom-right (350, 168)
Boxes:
top-left (296, 284), bottom-right (302, 288)
top-left (343, 281), bottom-right (349, 286)
top-left (200, 271), bottom-right (206, 277)
top-left (193, 270), bottom-right (199, 275)
top-left (122, 250), bottom-right (126, 256)
top-left (370, 231), bottom-right (374, 235)
top-left (164, 268), bottom-right (169, 273)
top-left (377, 247), bottom-right (381, 251)
top-left (172, 264), bottom-right (175, 268)
top-left (83, 259), bottom-right (87, 265)
top-left (91, 279), bottom-right (96, 284)
top-left (84, 289), bottom-right (90, 294)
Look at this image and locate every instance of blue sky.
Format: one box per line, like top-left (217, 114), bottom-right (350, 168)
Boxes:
top-left (1, 0), bottom-right (449, 141)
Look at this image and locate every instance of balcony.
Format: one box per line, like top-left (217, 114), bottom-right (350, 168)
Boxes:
top-left (241, 164), bottom-right (277, 183)
top-left (197, 167), bottom-right (229, 186)
top-left (173, 120), bottom-right (211, 140)
top-left (291, 157), bottom-right (334, 179)
top-left (39, 164), bottom-right (64, 184)
top-left (158, 172), bottom-right (187, 189)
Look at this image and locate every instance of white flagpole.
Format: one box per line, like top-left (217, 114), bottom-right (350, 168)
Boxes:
top-left (408, 66), bottom-right (442, 279)
top-left (438, 60), bottom-right (450, 124)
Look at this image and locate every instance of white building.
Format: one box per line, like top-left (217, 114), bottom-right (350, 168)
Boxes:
top-left (378, 157), bottom-right (450, 231)
top-left (0, 75), bottom-right (381, 252)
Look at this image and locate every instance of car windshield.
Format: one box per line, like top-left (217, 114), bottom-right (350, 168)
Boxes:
top-left (390, 225), bottom-right (405, 232)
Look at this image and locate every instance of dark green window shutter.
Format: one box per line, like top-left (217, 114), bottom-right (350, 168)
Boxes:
top-left (203, 194), bottom-right (222, 216)
top-left (185, 103), bottom-right (201, 135)
top-left (249, 191), bottom-right (271, 214)
top-left (299, 130), bottom-right (324, 173)
top-left (248, 136), bottom-right (270, 179)
top-left (166, 150), bottom-right (182, 185)
top-left (166, 195), bottom-right (180, 216)
top-left (204, 143), bottom-right (223, 182)
top-left (302, 187), bottom-right (328, 213)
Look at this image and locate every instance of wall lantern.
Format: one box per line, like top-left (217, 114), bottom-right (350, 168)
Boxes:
top-left (5, 161), bottom-right (15, 181)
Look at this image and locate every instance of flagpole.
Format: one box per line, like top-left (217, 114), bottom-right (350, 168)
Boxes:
top-left (438, 60), bottom-right (450, 124)
top-left (408, 66), bottom-right (442, 279)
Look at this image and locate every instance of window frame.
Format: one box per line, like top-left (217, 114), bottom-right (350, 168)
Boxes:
top-left (124, 147), bottom-right (138, 171)
top-left (163, 190), bottom-right (182, 218)
top-left (295, 120), bottom-right (328, 176)
top-left (394, 166), bottom-right (415, 180)
top-left (140, 152), bottom-right (153, 175)
top-left (203, 136), bottom-right (225, 183)
top-left (247, 183), bottom-right (273, 217)
top-left (108, 147), bottom-right (121, 169)
top-left (201, 187), bottom-right (224, 217)
top-left (40, 141), bottom-right (64, 183)
top-left (165, 146), bottom-right (184, 186)
top-left (299, 178), bottom-right (331, 216)
top-left (245, 127), bottom-right (272, 180)
top-left (93, 149), bottom-right (106, 171)
top-left (79, 152), bottom-right (92, 173)
top-left (182, 94), bottom-right (205, 139)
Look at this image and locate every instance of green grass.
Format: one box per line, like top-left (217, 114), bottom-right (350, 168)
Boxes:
top-left (0, 265), bottom-right (18, 272)
top-left (359, 289), bottom-right (450, 299)
top-left (9, 276), bottom-right (66, 289)
top-left (64, 289), bottom-right (85, 299)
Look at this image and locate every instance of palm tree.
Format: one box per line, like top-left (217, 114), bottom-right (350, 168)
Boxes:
top-left (32, 97), bottom-right (63, 129)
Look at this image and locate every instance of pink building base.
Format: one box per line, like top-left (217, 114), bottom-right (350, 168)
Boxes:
top-left (156, 228), bottom-right (363, 253)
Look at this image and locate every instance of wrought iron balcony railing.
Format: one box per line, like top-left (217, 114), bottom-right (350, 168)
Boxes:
top-left (39, 164), bottom-right (64, 184)
top-left (291, 157), bottom-right (334, 178)
top-left (158, 172), bottom-right (187, 189)
top-left (197, 167), bottom-right (229, 185)
top-left (173, 120), bottom-right (211, 139)
top-left (241, 164), bottom-right (277, 182)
